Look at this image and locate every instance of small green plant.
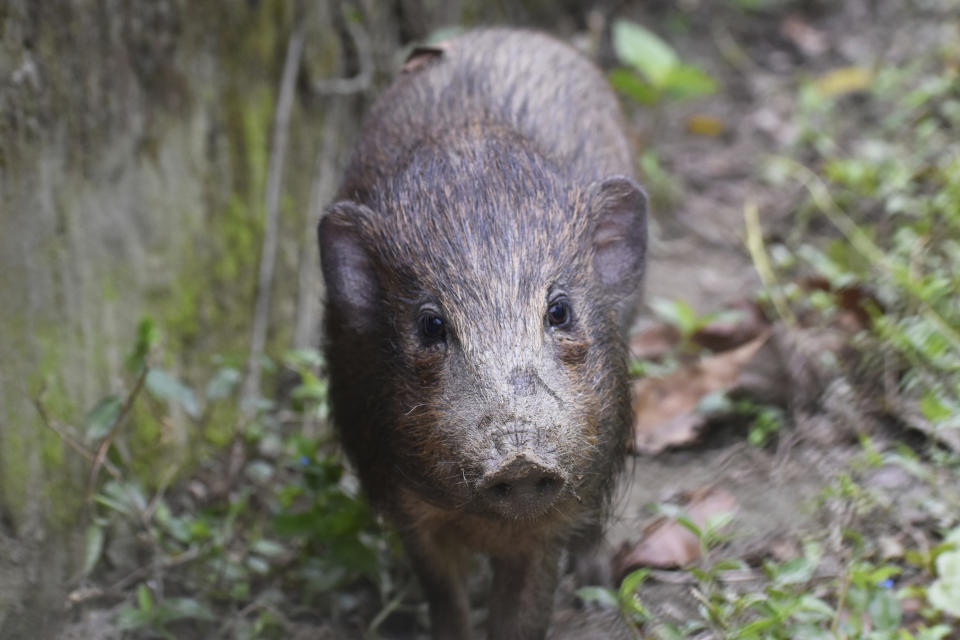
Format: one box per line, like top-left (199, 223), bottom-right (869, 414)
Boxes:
top-left (648, 298), bottom-right (748, 345)
top-left (737, 399), bottom-right (786, 447)
top-left (609, 19), bottom-right (717, 105)
top-left (577, 568), bottom-right (652, 637)
top-left (50, 322), bottom-right (400, 638)
top-left (763, 47), bottom-right (960, 447)
top-left (115, 585), bottom-right (215, 639)
top-left (927, 527), bottom-right (960, 617)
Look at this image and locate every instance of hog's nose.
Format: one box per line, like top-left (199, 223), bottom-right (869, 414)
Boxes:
top-left (479, 456), bottom-right (566, 519)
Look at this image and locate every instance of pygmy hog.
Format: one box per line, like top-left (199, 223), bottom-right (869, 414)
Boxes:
top-left (318, 28), bottom-right (646, 640)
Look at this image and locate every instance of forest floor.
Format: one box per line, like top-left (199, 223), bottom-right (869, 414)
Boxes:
top-left (54, 1), bottom-right (960, 639)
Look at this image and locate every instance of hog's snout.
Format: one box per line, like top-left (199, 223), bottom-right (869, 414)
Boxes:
top-left (478, 455), bottom-right (566, 520)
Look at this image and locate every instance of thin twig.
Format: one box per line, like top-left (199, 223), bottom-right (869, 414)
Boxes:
top-left (241, 26), bottom-right (306, 409)
top-left (86, 365), bottom-right (149, 503)
top-left (367, 582), bottom-right (411, 638)
top-left (311, 18), bottom-right (373, 95)
top-left (744, 201), bottom-right (796, 326)
top-left (32, 393), bottom-right (121, 480)
top-left (108, 545), bottom-right (203, 593)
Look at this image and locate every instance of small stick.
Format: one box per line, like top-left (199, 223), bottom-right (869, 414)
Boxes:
top-left (32, 393), bottom-right (121, 480)
top-left (85, 366), bottom-right (148, 503)
top-left (241, 25), bottom-right (306, 410)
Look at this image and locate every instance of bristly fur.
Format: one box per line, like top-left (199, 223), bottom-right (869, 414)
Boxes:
top-left (318, 28), bottom-right (647, 640)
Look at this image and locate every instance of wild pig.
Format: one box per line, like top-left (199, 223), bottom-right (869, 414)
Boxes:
top-left (318, 28), bottom-right (646, 640)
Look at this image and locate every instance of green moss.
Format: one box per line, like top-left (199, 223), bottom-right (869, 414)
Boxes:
top-left (101, 274), bottom-right (119, 303)
top-left (0, 320), bottom-right (86, 528)
top-left (0, 412), bottom-right (30, 519)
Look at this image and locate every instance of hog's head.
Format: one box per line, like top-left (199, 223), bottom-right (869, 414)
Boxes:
top-left (319, 131), bottom-right (646, 522)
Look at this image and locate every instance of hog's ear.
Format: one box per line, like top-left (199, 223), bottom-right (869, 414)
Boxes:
top-left (587, 176), bottom-right (648, 296)
top-left (318, 201), bottom-right (381, 333)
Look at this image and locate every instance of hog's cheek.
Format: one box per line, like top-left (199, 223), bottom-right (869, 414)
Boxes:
top-left (389, 351), bottom-right (477, 506)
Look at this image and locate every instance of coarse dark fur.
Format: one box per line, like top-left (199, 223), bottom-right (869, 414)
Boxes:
top-left (318, 28), bottom-right (647, 640)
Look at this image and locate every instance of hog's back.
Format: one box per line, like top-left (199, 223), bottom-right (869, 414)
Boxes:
top-left (338, 28), bottom-right (633, 203)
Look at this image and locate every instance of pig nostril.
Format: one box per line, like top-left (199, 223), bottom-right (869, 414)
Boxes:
top-left (491, 482), bottom-right (512, 499)
top-left (536, 477), bottom-right (557, 494)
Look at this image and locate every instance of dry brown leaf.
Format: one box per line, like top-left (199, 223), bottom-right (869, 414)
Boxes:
top-left (814, 66), bottom-right (872, 97)
top-left (799, 277), bottom-right (882, 332)
top-left (630, 331), bottom-right (771, 454)
top-left (780, 14), bottom-right (828, 57)
top-left (686, 114), bottom-right (725, 137)
top-left (692, 300), bottom-right (770, 352)
top-left (630, 323), bottom-right (682, 360)
top-left (768, 537), bottom-right (801, 563)
top-left (614, 487), bottom-right (739, 579)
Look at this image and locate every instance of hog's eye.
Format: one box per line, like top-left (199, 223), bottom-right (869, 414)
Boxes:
top-left (547, 298), bottom-right (572, 329)
top-left (418, 311), bottom-right (446, 343)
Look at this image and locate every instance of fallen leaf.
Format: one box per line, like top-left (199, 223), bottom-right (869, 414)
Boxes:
top-left (630, 322), bottom-right (682, 360)
top-left (814, 66), bottom-right (872, 97)
top-left (878, 535), bottom-right (906, 560)
top-left (692, 300), bottom-right (770, 352)
top-left (768, 537), bottom-right (801, 562)
top-left (613, 487), bottom-right (739, 578)
top-left (686, 114), bottom-right (725, 137)
top-left (780, 14), bottom-right (828, 57)
top-left (798, 277), bottom-right (884, 332)
top-left (630, 332), bottom-right (771, 454)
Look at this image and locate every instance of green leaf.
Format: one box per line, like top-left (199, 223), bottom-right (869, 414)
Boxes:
top-left (205, 367), bottom-right (240, 401)
top-left (96, 481), bottom-right (148, 518)
top-left (576, 586), bottom-right (619, 609)
top-left (425, 25), bottom-right (465, 44)
top-left (928, 550), bottom-right (960, 616)
top-left (82, 523), bottom-right (105, 575)
top-left (867, 589), bottom-right (902, 631)
top-left (710, 559), bottom-right (745, 572)
top-left (796, 595), bottom-right (835, 620)
top-left (251, 538), bottom-right (286, 559)
top-left (115, 605), bottom-right (152, 630)
top-left (612, 19), bottom-right (678, 87)
top-left (246, 555), bottom-right (270, 574)
top-left (920, 389), bottom-right (952, 422)
top-left (146, 369), bottom-right (200, 419)
top-left (698, 390), bottom-right (732, 415)
top-left (137, 584), bottom-right (153, 613)
top-left (127, 317), bottom-right (159, 372)
top-left (83, 395), bottom-right (122, 441)
top-left (914, 625), bottom-right (953, 640)
top-left (649, 297), bottom-right (700, 336)
top-left (284, 348), bottom-right (324, 369)
top-left (608, 68), bottom-right (660, 105)
top-left (663, 63), bottom-right (717, 99)
top-left (165, 597), bottom-right (215, 620)
top-left (674, 514), bottom-right (702, 540)
top-left (619, 568), bottom-right (651, 600)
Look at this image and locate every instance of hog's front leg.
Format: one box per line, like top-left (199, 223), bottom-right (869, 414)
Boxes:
top-left (488, 545), bottom-right (562, 640)
top-left (403, 532), bottom-right (473, 640)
